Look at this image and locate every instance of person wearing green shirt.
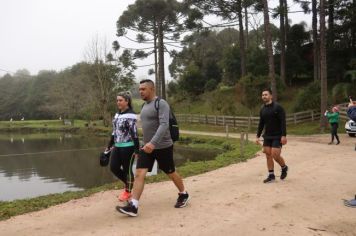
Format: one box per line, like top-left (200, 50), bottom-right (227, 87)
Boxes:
top-left (324, 106), bottom-right (340, 145)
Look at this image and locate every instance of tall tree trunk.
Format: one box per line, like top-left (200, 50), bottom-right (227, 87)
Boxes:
top-left (244, 3), bottom-right (249, 50)
top-left (153, 20), bottom-right (160, 97)
top-left (312, 0), bottom-right (319, 82)
top-left (283, 0), bottom-right (289, 42)
top-left (279, 0), bottom-right (286, 86)
top-left (102, 100), bottom-right (110, 127)
top-left (262, 0), bottom-right (277, 101)
top-left (238, 0), bottom-right (247, 77)
top-left (157, 21), bottom-right (166, 99)
top-left (328, 0), bottom-right (334, 46)
top-left (94, 63), bottom-right (110, 126)
top-left (351, 0), bottom-right (356, 56)
top-left (320, 0), bottom-right (328, 129)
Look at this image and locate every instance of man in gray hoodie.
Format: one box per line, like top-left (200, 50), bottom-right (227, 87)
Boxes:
top-left (118, 79), bottom-right (190, 217)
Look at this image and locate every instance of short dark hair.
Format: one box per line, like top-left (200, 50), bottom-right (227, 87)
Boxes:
top-left (262, 88), bottom-right (272, 95)
top-left (140, 79), bottom-right (154, 85)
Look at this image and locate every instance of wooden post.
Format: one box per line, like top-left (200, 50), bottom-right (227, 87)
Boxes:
top-left (240, 132), bottom-right (245, 157)
top-left (205, 115), bottom-right (208, 124)
top-left (233, 116), bottom-right (236, 127)
top-left (294, 113), bottom-right (297, 125)
top-left (223, 116), bottom-right (226, 126)
top-left (248, 116), bottom-right (251, 132)
top-left (311, 110), bottom-right (314, 121)
top-left (226, 125), bottom-right (229, 138)
top-left (215, 116), bottom-right (218, 125)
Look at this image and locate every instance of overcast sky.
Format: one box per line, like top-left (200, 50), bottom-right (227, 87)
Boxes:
top-left (0, 0), bottom-right (311, 80)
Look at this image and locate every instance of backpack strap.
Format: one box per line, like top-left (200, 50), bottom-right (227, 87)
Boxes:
top-left (141, 97), bottom-right (161, 112)
top-left (154, 97), bottom-right (161, 113)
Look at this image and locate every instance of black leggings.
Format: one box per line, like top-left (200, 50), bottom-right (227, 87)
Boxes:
top-left (110, 146), bottom-right (135, 192)
top-left (330, 123), bottom-right (340, 143)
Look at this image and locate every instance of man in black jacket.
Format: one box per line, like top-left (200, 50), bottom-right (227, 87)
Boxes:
top-left (256, 88), bottom-right (288, 183)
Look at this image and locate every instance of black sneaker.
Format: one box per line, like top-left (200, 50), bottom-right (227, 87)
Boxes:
top-left (281, 166), bottom-right (288, 180)
top-left (117, 202), bottom-right (138, 217)
top-left (263, 175), bottom-right (275, 183)
top-left (174, 192), bottom-right (190, 208)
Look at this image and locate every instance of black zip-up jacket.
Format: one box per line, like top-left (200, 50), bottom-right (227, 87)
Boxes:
top-left (257, 102), bottom-right (287, 139)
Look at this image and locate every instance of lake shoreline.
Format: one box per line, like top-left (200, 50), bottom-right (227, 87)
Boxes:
top-left (0, 120), bottom-right (111, 136)
top-left (0, 134), bottom-right (260, 221)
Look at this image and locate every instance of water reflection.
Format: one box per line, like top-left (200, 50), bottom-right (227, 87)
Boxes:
top-left (0, 133), bottom-right (221, 201)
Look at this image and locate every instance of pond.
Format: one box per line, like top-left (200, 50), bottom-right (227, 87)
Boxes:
top-left (0, 133), bottom-right (221, 201)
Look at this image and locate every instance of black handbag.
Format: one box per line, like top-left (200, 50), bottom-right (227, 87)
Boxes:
top-left (99, 150), bottom-right (111, 167)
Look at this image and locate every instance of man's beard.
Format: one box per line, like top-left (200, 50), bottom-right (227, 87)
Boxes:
top-left (263, 99), bottom-right (270, 104)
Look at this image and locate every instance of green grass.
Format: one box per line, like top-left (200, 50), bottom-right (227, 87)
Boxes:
top-left (180, 121), bottom-right (332, 135)
top-left (0, 132), bottom-right (75, 141)
top-left (170, 85), bottom-right (304, 116)
top-left (171, 87), bottom-right (254, 116)
top-left (0, 120), bottom-right (63, 128)
top-left (180, 123), bottom-right (246, 133)
top-left (132, 98), bottom-right (143, 112)
top-left (287, 121), bottom-right (331, 135)
top-left (0, 120), bottom-right (103, 128)
top-left (0, 134), bottom-right (259, 221)
top-left (0, 119), bottom-right (332, 137)
top-left (0, 120), bottom-right (111, 135)
top-left (0, 118), bottom-right (333, 136)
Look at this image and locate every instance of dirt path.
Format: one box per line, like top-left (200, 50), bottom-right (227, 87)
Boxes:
top-left (1, 133), bottom-right (356, 236)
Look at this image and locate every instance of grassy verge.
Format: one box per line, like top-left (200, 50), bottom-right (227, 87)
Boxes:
top-left (0, 119), bottom-right (335, 136)
top-left (0, 120), bottom-right (111, 135)
top-left (287, 121), bottom-right (331, 135)
top-left (180, 121), bottom-right (332, 136)
top-left (0, 134), bottom-right (260, 221)
top-left (179, 123), bottom-right (245, 133)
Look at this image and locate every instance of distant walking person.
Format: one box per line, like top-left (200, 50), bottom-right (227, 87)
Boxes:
top-left (347, 97), bottom-right (356, 122)
top-left (256, 88), bottom-right (288, 183)
top-left (106, 92), bottom-right (139, 202)
top-left (118, 79), bottom-right (189, 217)
top-left (325, 106), bottom-right (340, 145)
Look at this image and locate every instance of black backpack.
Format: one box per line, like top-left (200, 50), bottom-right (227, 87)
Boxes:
top-left (142, 98), bottom-right (180, 142)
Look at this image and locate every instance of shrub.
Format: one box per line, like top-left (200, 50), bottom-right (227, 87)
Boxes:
top-left (292, 82), bottom-right (320, 112)
top-left (237, 74), bottom-right (286, 111)
top-left (205, 79), bottom-right (218, 92)
top-left (331, 83), bottom-right (353, 104)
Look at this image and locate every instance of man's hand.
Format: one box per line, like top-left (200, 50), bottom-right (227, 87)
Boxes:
top-left (142, 142), bottom-right (155, 154)
top-left (281, 136), bottom-right (287, 145)
top-left (348, 102), bottom-right (356, 108)
top-left (255, 137), bottom-right (261, 145)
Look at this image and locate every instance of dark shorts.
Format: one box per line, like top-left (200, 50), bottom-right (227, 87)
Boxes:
top-left (136, 145), bottom-right (175, 174)
top-left (263, 138), bottom-right (282, 148)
